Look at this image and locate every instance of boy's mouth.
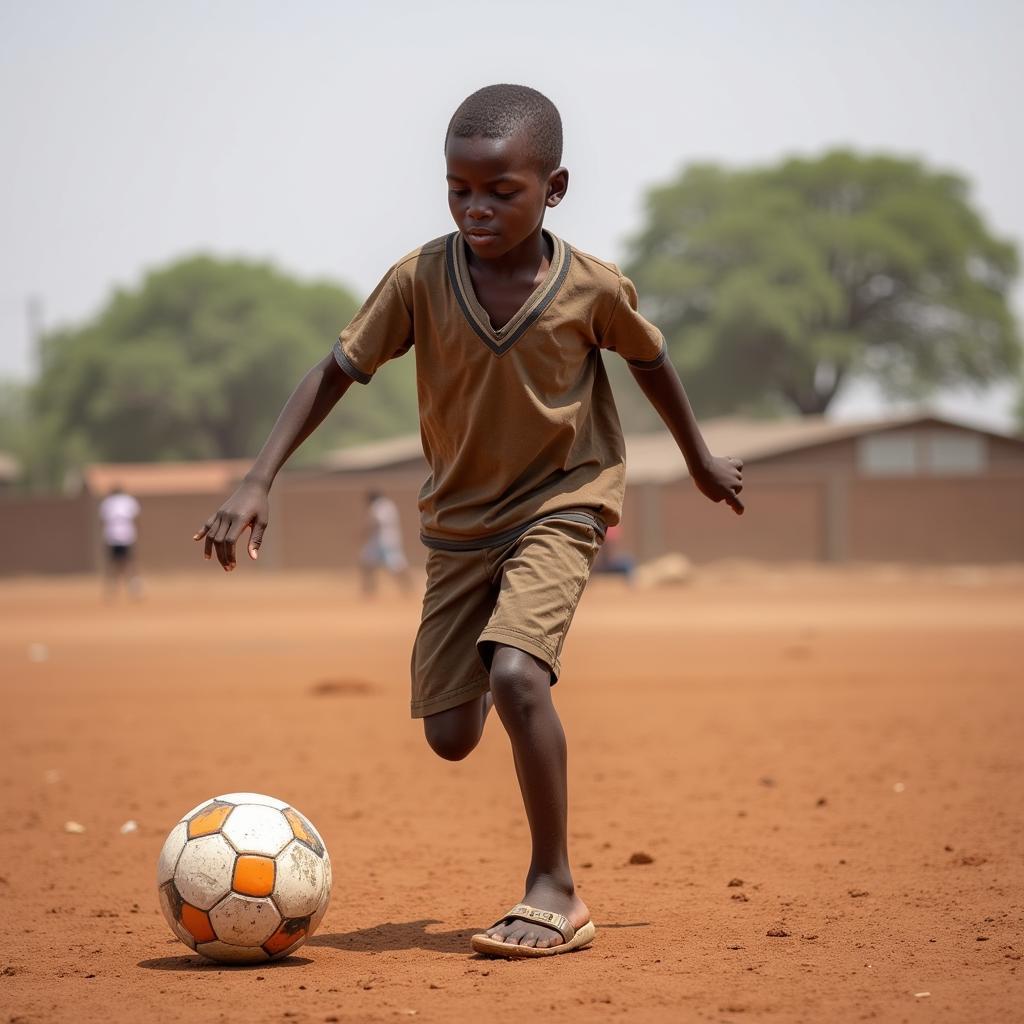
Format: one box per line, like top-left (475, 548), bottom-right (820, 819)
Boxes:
top-left (464, 229), bottom-right (498, 241)
top-left (464, 230), bottom-right (501, 251)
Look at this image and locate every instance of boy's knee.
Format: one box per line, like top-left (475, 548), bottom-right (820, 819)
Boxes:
top-left (489, 647), bottom-right (550, 720)
top-left (423, 711), bottom-right (481, 762)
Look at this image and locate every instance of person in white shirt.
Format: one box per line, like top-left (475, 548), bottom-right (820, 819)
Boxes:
top-left (98, 485), bottom-right (142, 597)
top-left (360, 491), bottom-right (411, 595)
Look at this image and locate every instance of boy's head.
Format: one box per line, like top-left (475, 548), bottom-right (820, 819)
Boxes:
top-left (445, 84), bottom-right (568, 258)
top-left (446, 84), bottom-right (562, 175)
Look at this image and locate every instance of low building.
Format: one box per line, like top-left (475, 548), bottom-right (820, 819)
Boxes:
top-left (310, 413), bottom-right (1024, 565)
top-left (622, 414), bottom-right (1024, 563)
top-left (0, 413), bottom-right (1021, 575)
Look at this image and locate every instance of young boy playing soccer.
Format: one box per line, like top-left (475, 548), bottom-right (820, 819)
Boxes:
top-left (194, 84), bottom-right (744, 958)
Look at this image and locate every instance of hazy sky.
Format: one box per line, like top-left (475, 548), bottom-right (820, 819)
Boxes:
top-left (2, 0), bottom-right (1022, 426)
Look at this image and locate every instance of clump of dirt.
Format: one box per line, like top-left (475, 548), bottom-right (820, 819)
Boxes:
top-left (308, 679), bottom-right (374, 697)
top-left (960, 854), bottom-right (987, 866)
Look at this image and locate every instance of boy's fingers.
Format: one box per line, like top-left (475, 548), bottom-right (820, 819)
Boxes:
top-left (198, 513), bottom-right (224, 557)
top-left (248, 522), bottom-right (266, 560)
top-left (211, 517), bottom-right (234, 569)
top-left (727, 492), bottom-right (745, 514)
top-left (194, 512), bottom-right (219, 543)
top-left (222, 515), bottom-right (256, 570)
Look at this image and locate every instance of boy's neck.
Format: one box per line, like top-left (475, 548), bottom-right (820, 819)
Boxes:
top-left (464, 226), bottom-right (552, 279)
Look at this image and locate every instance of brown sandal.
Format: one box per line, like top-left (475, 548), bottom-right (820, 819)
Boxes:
top-left (470, 903), bottom-right (596, 958)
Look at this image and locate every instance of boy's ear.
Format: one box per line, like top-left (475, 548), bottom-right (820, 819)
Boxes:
top-left (545, 167), bottom-right (569, 208)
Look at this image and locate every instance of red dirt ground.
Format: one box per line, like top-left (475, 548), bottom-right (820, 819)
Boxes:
top-left (1, 565), bottom-right (1022, 1023)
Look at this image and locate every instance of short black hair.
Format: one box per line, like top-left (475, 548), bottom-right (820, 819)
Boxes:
top-left (446, 84), bottom-right (563, 174)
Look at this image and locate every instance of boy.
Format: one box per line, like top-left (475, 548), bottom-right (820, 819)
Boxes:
top-left (194, 84), bottom-right (743, 958)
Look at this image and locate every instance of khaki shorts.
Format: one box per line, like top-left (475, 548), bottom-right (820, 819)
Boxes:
top-left (410, 517), bottom-right (603, 718)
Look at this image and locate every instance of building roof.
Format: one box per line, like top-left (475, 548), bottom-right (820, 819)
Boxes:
top-left (318, 434), bottom-right (426, 473)
top-left (624, 412), bottom-right (1024, 483)
top-left (79, 459), bottom-right (253, 497)
top-left (318, 412), bottom-right (1024, 484)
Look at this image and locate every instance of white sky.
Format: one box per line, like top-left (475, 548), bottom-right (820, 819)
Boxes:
top-left (2, 0), bottom-right (1022, 428)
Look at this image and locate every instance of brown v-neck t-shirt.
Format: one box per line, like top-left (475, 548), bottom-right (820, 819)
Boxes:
top-left (332, 231), bottom-right (666, 548)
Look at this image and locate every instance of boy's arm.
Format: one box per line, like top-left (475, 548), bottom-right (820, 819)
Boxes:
top-left (630, 359), bottom-right (744, 514)
top-left (193, 352), bottom-right (355, 570)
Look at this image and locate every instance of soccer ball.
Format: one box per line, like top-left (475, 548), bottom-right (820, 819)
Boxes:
top-left (157, 793), bottom-right (331, 963)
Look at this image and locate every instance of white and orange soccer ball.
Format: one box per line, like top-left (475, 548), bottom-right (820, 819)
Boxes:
top-left (157, 793), bottom-right (331, 963)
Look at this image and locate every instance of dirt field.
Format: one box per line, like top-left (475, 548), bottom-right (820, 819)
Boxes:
top-left (1, 564), bottom-right (1022, 1023)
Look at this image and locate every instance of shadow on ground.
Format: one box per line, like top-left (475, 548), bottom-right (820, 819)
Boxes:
top-left (137, 955), bottom-right (313, 971)
top-left (309, 919), bottom-right (650, 954)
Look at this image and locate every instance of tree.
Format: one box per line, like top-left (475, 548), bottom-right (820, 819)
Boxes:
top-left (30, 256), bottom-right (418, 482)
top-left (624, 151), bottom-right (1021, 417)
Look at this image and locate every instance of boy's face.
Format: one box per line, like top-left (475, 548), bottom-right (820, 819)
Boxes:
top-left (445, 131), bottom-right (567, 259)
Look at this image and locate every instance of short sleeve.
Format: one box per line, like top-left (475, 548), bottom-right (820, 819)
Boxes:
top-left (598, 275), bottom-right (666, 369)
top-left (332, 267), bottom-right (413, 384)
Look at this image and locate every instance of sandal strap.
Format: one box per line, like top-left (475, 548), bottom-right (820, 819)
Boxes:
top-left (493, 903), bottom-right (575, 943)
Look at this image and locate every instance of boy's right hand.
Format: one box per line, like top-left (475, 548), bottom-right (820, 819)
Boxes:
top-left (193, 480), bottom-right (270, 571)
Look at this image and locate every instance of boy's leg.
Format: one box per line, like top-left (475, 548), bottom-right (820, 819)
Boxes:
top-left (423, 692), bottom-right (491, 761)
top-left (482, 643), bottom-right (588, 949)
top-left (410, 546), bottom-right (493, 721)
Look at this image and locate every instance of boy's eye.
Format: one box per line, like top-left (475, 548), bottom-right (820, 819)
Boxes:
top-left (494, 191), bottom-right (518, 200)
top-left (448, 188), bottom-right (469, 197)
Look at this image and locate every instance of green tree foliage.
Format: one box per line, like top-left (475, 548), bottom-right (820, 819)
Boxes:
top-left (0, 379), bottom-right (27, 451)
top-left (0, 379), bottom-right (30, 483)
top-left (31, 256), bottom-right (418, 480)
top-left (624, 151), bottom-right (1021, 417)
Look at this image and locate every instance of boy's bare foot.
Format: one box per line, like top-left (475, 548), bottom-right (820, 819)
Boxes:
top-left (482, 875), bottom-right (589, 949)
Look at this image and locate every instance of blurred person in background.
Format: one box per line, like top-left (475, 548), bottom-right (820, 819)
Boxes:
top-left (592, 522), bottom-right (635, 584)
top-left (360, 490), bottom-right (412, 595)
top-left (98, 484), bottom-right (142, 599)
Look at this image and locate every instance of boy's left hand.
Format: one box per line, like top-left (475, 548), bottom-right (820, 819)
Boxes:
top-left (693, 455), bottom-right (744, 515)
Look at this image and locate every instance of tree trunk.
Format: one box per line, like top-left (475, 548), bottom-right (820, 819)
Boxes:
top-left (782, 363), bottom-right (847, 416)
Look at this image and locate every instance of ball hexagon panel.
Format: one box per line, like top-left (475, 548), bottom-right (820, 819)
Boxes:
top-left (196, 940), bottom-right (269, 964)
top-left (157, 821), bottom-right (187, 886)
top-left (209, 893), bottom-right (281, 946)
top-left (220, 804), bottom-right (292, 856)
top-left (187, 802), bottom-right (233, 839)
top-left (216, 792), bottom-right (289, 810)
top-left (174, 833), bottom-right (235, 910)
top-left (283, 807), bottom-right (325, 857)
top-left (158, 882), bottom-right (196, 950)
top-left (273, 839), bottom-right (326, 918)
